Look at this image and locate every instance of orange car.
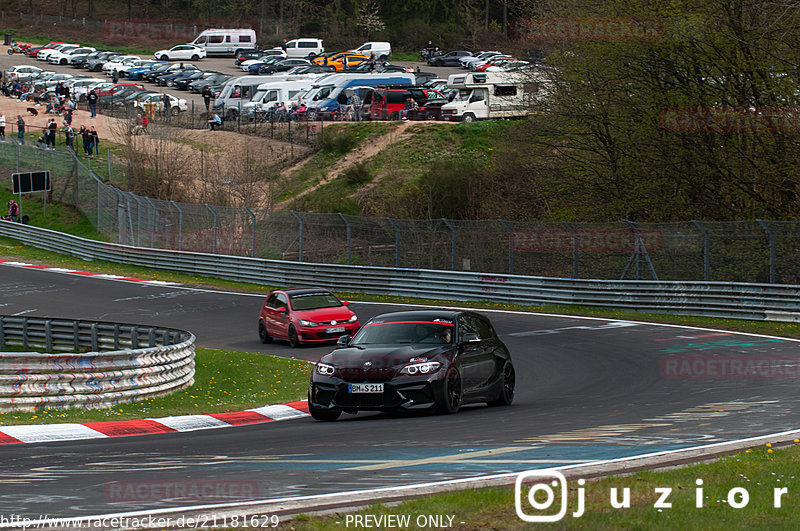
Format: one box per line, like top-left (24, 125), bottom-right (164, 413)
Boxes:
top-left (312, 52), bottom-right (370, 71)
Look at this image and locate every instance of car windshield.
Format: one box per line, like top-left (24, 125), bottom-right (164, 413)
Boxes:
top-left (290, 292), bottom-right (342, 310)
top-left (350, 320), bottom-right (454, 345)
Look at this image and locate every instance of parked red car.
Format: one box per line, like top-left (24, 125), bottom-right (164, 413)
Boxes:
top-left (364, 86), bottom-right (447, 121)
top-left (258, 288), bottom-right (360, 347)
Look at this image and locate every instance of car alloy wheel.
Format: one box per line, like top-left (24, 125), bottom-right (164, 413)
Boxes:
top-left (488, 362), bottom-right (515, 406)
top-left (439, 367), bottom-right (462, 414)
top-left (288, 325), bottom-right (300, 348)
top-left (258, 321), bottom-right (273, 344)
top-left (191, 54), bottom-right (199, 61)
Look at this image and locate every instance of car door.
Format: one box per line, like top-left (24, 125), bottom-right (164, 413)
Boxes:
top-left (268, 292), bottom-right (291, 338)
top-left (456, 313), bottom-right (484, 394)
top-left (469, 314), bottom-right (501, 393)
top-left (264, 292), bottom-right (286, 337)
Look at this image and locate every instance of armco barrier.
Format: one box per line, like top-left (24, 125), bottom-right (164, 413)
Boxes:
top-left (2, 222), bottom-right (800, 322)
top-left (0, 315), bottom-right (195, 412)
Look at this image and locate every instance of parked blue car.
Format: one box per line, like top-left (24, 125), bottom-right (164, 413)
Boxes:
top-left (126, 61), bottom-right (171, 81)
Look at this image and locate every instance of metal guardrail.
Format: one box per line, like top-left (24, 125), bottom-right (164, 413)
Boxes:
top-left (0, 315), bottom-right (195, 412)
top-left (2, 222), bottom-right (800, 323)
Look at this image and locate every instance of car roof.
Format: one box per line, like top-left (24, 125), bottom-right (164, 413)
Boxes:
top-left (280, 287), bottom-right (335, 296)
top-left (368, 310), bottom-right (462, 323)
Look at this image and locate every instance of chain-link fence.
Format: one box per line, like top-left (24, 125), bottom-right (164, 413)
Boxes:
top-left (2, 139), bottom-right (800, 284)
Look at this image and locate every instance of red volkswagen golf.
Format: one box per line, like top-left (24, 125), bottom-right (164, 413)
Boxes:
top-left (258, 288), bottom-right (360, 347)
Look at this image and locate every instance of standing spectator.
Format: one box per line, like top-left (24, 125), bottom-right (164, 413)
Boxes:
top-left (368, 53), bottom-right (376, 71)
top-left (0, 112), bottom-right (6, 141)
top-left (281, 39), bottom-right (288, 52)
top-left (80, 125), bottom-right (90, 154)
top-left (62, 122), bottom-right (75, 151)
top-left (349, 90), bottom-right (362, 122)
top-left (16, 115), bottom-right (25, 144)
top-left (6, 199), bottom-right (19, 222)
top-left (89, 126), bottom-right (99, 156)
top-left (336, 90), bottom-right (349, 120)
top-left (64, 107), bottom-right (73, 127)
top-left (162, 93), bottom-right (171, 117)
top-left (201, 85), bottom-right (212, 111)
top-left (87, 89), bottom-right (98, 118)
top-left (112, 70), bottom-right (119, 84)
top-left (46, 118), bottom-right (57, 149)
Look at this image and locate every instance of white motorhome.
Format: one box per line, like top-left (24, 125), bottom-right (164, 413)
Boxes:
top-left (191, 28), bottom-right (257, 56)
top-left (440, 71), bottom-right (549, 122)
top-left (214, 74), bottom-right (321, 118)
top-left (242, 80), bottom-right (316, 117)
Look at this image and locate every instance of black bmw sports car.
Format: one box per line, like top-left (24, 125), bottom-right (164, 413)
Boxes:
top-left (308, 309), bottom-right (515, 421)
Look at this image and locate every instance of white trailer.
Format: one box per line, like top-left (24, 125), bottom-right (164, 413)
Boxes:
top-left (440, 71), bottom-right (550, 122)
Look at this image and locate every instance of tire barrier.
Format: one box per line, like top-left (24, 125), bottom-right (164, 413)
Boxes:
top-left (0, 316), bottom-right (195, 412)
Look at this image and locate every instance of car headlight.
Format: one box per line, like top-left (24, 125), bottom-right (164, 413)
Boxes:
top-left (298, 319), bottom-right (317, 327)
top-left (316, 362), bottom-right (335, 376)
top-left (347, 315), bottom-right (358, 323)
top-left (401, 361), bottom-right (441, 375)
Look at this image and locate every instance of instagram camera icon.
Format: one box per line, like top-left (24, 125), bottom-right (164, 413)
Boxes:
top-left (515, 470), bottom-right (568, 522)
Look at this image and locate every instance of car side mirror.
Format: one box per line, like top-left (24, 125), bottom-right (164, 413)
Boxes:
top-left (342, 300), bottom-right (350, 305)
top-left (462, 333), bottom-right (480, 342)
top-left (277, 306), bottom-right (288, 314)
top-left (337, 335), bottom-right (350, 346)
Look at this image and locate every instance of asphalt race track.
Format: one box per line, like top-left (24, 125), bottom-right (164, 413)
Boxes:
top-left (2, 263), bottom-right (800, 520)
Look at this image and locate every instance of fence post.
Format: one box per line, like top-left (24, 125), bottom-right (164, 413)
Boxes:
top-left (144, 197), bottom-right (157, 248)
top-left (290, 210), bottom-right (304, 262)
top-left (107, 153), bottom-right (111, 181)
top-left (498, 219), bottom-right (515, 274)
top-left (244, 206), bottom-right (256, 258)
top-left (442, 218), bottom-right (457, 270)
top-left (171, 201), bottom-right (183, 251)
top-left (692, 220), bottom-right (710, 281)
top-left (563, 221), bottom-right (579, 278)
top-left (339, 213), bottom-right (351, 265)
top-left (206, 204), bottom-right (218, 254)
top-left (757, 219), bottom-right (776, 283)
top-left (96, 179), bottom-right (101, 230)
top-left (387, 217), bottom-right (400, 268)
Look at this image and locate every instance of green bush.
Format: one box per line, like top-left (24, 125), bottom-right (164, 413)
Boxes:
top-left (318, 127), bottom-right (359, 155)
top-left (341, 162), bottom-right (372, 185)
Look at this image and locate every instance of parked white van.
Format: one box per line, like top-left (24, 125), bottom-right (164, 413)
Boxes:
top-left (191, 28), bottom-right (257, 56)
top-left (242, 80), bottom-right (315, 117)
top-left (215, 74), bottom-right (320, 118)
top-left (349, 41), bottom-right (391, 60)
top-left (284, 38), bottom-right (324, 58)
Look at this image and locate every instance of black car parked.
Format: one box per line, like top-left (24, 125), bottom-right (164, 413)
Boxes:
top-left (84, 51), bottom-right (122, 71)
top-left (428, 50), bottom-right (473, 67)
top-left (308, 309), bottom-right (515, 421)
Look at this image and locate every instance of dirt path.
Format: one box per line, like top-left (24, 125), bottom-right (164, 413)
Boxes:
top-left (273, 120), bottom-right (430, 210)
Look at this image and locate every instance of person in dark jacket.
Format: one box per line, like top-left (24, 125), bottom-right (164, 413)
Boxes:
top-left (87, 89), bottom-right (98, 118)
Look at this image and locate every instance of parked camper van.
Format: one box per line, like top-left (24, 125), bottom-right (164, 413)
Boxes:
top-left (215, 74), bottom-right (320, 119)
top-left (439, 71), bottom-right (550, 122)
top-left (242, 80), bottom-right (315, 118)
top-left (191, 29), bottom-right (257, 56)
top-left (303, 72), bottom-right (416, 120)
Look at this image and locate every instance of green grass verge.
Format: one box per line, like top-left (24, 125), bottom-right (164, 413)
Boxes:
top-left (0, 347), bottom-right (311, 425)
top-left (287, 442), bottom-right (800, 529)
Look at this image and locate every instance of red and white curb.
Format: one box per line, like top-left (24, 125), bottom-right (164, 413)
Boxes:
top-left (0, 400), bottom-right (309, 444)
top-left (0, 260), bottom-right (180, 286)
